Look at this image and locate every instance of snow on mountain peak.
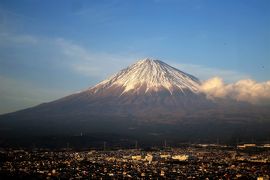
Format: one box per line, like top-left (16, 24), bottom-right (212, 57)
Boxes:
top-left (90, 58), bottom-right (201, 95)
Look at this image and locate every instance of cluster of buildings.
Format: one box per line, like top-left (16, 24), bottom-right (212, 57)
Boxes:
top-left (0, 145), bottom-right (269, 179)
top-left (237, 143), bottom-right (270, 149)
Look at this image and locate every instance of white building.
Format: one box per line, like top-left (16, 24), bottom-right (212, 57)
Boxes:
top-left (131, 155), bottom-right (142, 161)
top-left (172, 155), bottom-right (189, 161)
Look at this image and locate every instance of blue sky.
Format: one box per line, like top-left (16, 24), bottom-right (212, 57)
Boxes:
top-left (0, 0), bottom-right (269, 113)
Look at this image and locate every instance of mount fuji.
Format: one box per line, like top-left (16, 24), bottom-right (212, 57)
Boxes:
top-left (15, 58), bottom-right (212, 120)
top-left (0, 58), bottom-right (270, 147)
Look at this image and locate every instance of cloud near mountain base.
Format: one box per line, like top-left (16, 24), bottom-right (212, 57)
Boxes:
top-left (200, 77), bottom-right (270, 105)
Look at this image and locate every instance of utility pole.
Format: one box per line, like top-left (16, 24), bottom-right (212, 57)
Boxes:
top-left (135, 140), bottom-right (138, 149)
top-left (164, 139), bottom-right (167, 149)
top-left (103, 141), bottom-right (106, 151)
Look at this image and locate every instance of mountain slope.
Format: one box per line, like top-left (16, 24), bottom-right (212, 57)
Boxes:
top-left (0, 58), bottom-right (270, 146)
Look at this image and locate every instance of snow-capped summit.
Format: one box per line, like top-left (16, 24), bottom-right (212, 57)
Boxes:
top-left (90, 58), bottom-right (200, 95)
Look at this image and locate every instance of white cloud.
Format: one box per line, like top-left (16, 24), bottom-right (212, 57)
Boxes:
top-left (200, 77), bottom-right (228, 98)
top-left (54, 38), bottom-right (139, 78)
top-left (0, 33), bottom-right (138, 79)
top-left (201, 77), bottom-right (270, 105)
top-left (172, 63), bottom-right (250, 83)
top-left (72, 65), bottom-right (101, 77)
